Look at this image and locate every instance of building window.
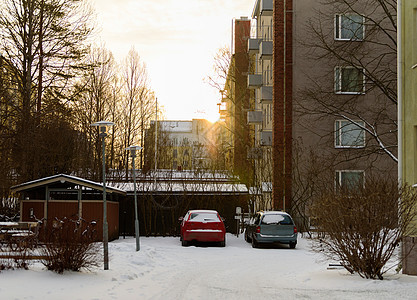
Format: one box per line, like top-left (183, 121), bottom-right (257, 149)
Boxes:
top-left (173, 149), bottom-right (178, 158)
top-left (335, 120), bottom-right (365, 148)
top-left (335, 66), bottom-right (365, 94)
top-left (335, 170), bottom-right (364, 191)
top-left (335, 14), bottom-right (364, 41)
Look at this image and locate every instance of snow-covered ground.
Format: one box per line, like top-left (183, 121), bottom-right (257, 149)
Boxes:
top-left (1, 234), bottom-right (417, 299)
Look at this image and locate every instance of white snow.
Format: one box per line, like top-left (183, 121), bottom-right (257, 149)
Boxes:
top-left (1, 234), bottom-right (417, 299)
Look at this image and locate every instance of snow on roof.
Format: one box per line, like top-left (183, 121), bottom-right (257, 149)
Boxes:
top-left (11, 174), bottom-right (126, 194)
top-left (110, 182), bottom-right (248, 194)
top-left (108, 169), bottom-right (238, 182)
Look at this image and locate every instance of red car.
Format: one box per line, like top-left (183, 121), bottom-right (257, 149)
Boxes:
top-left (180, 210), bottom-right (226, 247)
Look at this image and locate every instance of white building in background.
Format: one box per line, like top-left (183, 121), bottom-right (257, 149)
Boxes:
top-left (148, 119), bottom-right (219, 171)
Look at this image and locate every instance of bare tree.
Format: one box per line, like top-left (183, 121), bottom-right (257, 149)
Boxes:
top-left (72, 46), bottom-right (116, 179)
top-left (0, 57), bottom-right (19, 199)
top-left (0, 0), bottom-right (93, 182)
top-left (119, 47), bottom-right (155, 174)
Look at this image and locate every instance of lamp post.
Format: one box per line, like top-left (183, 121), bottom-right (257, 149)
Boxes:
top-left (126, 145), bottom-right (142, 251)
top-left (91, 120), bottom-right (114, 270)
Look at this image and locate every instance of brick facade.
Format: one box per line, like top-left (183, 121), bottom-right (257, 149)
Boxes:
top-left (272, 0), bottom-right (293, 210)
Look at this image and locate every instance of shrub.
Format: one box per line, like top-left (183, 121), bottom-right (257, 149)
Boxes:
top-left (311, 176), bottom-right (417, 280)
top-left (40, 218), bottom-right (101, 274)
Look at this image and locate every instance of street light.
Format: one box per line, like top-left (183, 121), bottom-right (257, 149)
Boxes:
top-left (91, 120), bottom-right (114, 270)
top-left (126, 145), bottom-right (142, 251)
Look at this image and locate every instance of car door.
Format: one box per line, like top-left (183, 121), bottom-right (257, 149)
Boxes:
top-left (248, 213), bottom-right (261, 238)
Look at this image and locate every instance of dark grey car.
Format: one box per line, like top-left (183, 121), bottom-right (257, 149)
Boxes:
top-left (245, 211), bottom-right (297, 249)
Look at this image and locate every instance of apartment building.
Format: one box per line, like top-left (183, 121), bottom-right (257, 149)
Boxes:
top-left (247, 0), bottom-right (397, 212)
top-left (219, 17), bottom-right (253, 185)
top-left (246, 1), bottom-right (274, 210)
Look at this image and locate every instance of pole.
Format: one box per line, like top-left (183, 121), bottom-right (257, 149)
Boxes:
top-left (154, 98), bottom-right (158, 186)
top-left (102, 134), bottom-right (109, 270)
top-left (132, 151), bottom-right (140, 251)
top-left (397, 0), bottom-right (403, 187)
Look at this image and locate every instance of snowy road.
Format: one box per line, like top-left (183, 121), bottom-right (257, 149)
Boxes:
top-left (1, 234), bottom-right (417, 299)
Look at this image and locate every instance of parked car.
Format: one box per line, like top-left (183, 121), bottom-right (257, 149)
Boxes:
top-left (245, 211), bottom-right (297, 249)
top-left (180, 210), bottom-right (226, 247)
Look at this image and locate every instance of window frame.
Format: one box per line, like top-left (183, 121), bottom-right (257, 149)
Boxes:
top-left (334, 66), bottom-right (366, 94)
top-left (334, 120), bottom-right (365, 148)
top-left (334, 13), bottom-right (365, 41)
top-left (335, 170), bottom-right (365, 191)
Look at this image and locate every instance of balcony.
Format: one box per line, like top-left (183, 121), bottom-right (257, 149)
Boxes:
top-left (248, 74), bottom-right (262, 89)
top-left (260, 130), bottom-right (272, 146)
top-left (247, 111), bottom-right (263, 124)
top-left (260, 40), bottom-right (272, 60)
top-left (260, 0), bottom-right (273, 16)
top-left (247, 147), bottom-right (263, 159)
top-left (260, 86), bottom-right (272, 102)
top-left (248, 38), bottom-right (261, 54)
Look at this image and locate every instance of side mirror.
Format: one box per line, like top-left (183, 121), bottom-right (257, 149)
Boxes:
top-left (178, 217), bottom-right (184, 222)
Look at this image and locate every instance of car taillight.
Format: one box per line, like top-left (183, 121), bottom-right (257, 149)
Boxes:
top-left (294, 226), bottom-right (297, 234)
top-left (256, 226), bottom-right (260, 233)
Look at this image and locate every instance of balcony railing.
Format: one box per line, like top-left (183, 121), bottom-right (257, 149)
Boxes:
top-left (248, 38), bottom-right (261, 54)
top-left (260, 86), bottom-right (272, 102)
top-left (260, 0), bottom-right (273, 16)
top-left (260, 130), bottom-right (272, 146)
top-left (248, 74), bottom-right (262, 89)
top-left (247, 111), bottom-right (263, 124)
top-left (260, 40), bottom-right (272, 60)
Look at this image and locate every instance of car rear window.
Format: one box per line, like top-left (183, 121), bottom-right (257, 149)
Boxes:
top-left (189, 212), bottom-right (220, 222)
top-left (261, 214), bottom-right (293, 225)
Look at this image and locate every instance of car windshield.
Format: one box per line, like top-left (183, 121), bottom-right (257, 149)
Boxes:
top-left (189, 212), bottom-right (220, 222)
top-left (261, 214), bottom-right (293, 225)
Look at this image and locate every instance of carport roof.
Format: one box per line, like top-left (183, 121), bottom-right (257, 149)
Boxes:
top-left (11, 174), bottom-right (126, 195)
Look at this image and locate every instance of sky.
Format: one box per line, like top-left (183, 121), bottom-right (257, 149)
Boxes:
top-left (91, 0), bottom-right (255, 123)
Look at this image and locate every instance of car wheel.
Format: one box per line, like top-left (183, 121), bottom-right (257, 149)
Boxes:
top-left (244, 231), bottom-right (251, 243)
top-left (251, 237), bottom-right (258, 248)
top-left (182, 239), bottom-right (189, 247)
top-left (219, 239), bottom-right (226, 247)
top-left (289, 242), bottom-right (296, 249)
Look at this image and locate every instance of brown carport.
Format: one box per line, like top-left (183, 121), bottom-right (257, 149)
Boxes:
top-left (11, 174), bottom-right (126, 241)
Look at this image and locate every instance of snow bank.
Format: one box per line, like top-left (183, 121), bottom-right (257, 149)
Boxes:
top-left (1, 235), bottom-right (417, 299)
